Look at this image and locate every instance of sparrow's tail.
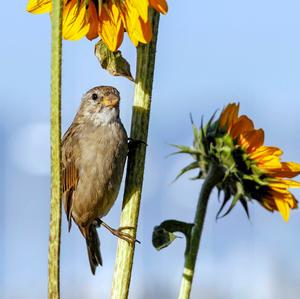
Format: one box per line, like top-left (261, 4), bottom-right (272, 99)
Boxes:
top-left (85, 223), bottom-right (103, 275)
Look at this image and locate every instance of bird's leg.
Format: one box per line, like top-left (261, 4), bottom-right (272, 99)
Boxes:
top-left (128, 138), bottom-right (147, 155)
top-left (94, 219), bottom-right (140, 244)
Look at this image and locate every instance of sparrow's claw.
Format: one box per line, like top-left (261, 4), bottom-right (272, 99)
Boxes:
top-left (117, 226), bottom-right (135, 231)
top-left (115, 229), bottom-right (140, 244)
top-left (97, 220), bottom-right (140, 244)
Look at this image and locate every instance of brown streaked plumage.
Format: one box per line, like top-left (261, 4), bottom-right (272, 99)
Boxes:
top-left (62, 86), bottom-right (128, 274)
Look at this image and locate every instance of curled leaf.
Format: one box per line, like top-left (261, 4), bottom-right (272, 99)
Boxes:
top-left (94, 40), bottom-right (134, 81)
top-left (152, 220), bottom-right (193, 253)
top-left (152, 227), bottom-right (178, 251)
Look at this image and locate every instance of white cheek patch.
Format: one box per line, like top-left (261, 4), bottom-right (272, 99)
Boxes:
top-left (91, 107), bottom-right (119, 126)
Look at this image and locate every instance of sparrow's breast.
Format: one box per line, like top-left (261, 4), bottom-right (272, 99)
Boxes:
top-left (72, 121), bottom-right (128, 227)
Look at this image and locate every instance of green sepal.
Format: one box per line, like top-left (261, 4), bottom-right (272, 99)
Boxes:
top-left (170, 145), bottom-right (201, 156)
top-left (216, 188), bottom-right (231, 219)
top-left (239, 197), bottom-right (250, 219)
top-left (173, 161), bottom-right (200, 182)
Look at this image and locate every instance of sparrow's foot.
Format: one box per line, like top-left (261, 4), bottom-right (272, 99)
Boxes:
top-left (96, 219), bottom-right (140, 244)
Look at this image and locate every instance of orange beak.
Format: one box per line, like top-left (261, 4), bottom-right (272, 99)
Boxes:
top-left (102, 96), bottom-right (120, 108)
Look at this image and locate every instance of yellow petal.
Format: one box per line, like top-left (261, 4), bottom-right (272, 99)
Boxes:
top-left (268, 181), bottom-right (289, 193)
top-left (27, 0), bottom-right (51, 14)
top-left (267, 186), bottom-right (298, 209)
top-left (119, 0), bottom-right (152, 45)
top-left (261, 197), bottom-right (276, 211)
top-left (149, 0), bottom-right (168, 14)
top-left (284, 193), bottom-right (298, 208)
top-left (281, 179), bottom-right (300, 188)
top-left (283, 162), bottom-right (300, 172)
top-left (63, 0), bottom-right (90, 41)
top-left (129, 0), bottom-right (149, 22)
top-left (258, 156), bottom-right (282, 171)
top-left (99, 2), bottom-right (124, 51)
top-left (249, 146), bottom-right (282, 160)
top-left (271, 162), bottom-right (300, 178)
top-left (275, 198), bottom-right (290, 221)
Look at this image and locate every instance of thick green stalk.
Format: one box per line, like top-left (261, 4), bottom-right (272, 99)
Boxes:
top-left (178, 164), bottom-right (222, 299)
top-left (48, 1), bottom-right (63, 298)
top-left (110, 9), bottom-right (160, 299)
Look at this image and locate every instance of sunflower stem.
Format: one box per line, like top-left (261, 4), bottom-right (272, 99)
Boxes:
top-left (110, 9), bottom-right (160, 299)
top-left (48, 1), bottom-right (63, 299)
top-left (178, 163), bottom-right (223, 299)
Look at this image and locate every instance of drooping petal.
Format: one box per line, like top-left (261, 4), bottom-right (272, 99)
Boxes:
top-left (63, 0), bottom-right (90, 40)
top-left (119, 0), bottom-right (152, 45)
top-left (249, 146), bottom-right (282, 161)
top-left (259, 158), bottom-right (282, 171)
top-left (98, 2), bottom-right (124, 51)
top-left (270, 162), bottom-right (300, 178)
top-left (260, 197), bottom-right (277, 211)
top-left (263, 185), bottom-right (298, 220)
top-left (281, 179), bottom-right (300, 188)
top-left (275, 198), bottom-right (290, 221)
top-left (218, 102), bottom-right (299, 221)
top-left (149, 0), bottom-right (168, 14)
top-left (239, 129), bottom-right (264, 153)
top-left (129, 0), bottom-right (149, 22)
top-left (230, 115), bottom-right (254, 139)
top-left (138, 17), bottom-right (152, 43)
top-left (268, 181), bottom-right (290, 193)
top-left (27, 0), bottom-right (168, 48)
top-left (86, 1), bottom-right (99, 40)
top-left (219, 103), bottom-right (239, 131)
top-left (27, 0), bottom-right (51, 14)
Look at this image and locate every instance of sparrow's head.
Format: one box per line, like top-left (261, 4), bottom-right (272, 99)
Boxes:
top-left (78, 86), bottom-right (121, 126)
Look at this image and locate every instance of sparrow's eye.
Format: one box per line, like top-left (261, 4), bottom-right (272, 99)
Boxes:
top-left (92, 93), bottom-right (98, 100)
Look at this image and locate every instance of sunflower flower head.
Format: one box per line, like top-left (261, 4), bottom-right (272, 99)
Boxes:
top-left (27, 0), bottom-right (168, 51)
top-left (175, 103), bottom-right (300, 221)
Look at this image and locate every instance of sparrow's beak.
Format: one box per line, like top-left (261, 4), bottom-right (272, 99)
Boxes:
top-left (102, 95), bottom-right (120, 108)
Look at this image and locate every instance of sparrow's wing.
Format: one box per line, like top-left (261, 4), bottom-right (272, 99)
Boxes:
top-left (62, 125), bottom-right (79, 231)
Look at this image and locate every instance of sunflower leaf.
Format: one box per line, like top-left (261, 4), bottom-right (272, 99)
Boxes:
top-left (152, 220), bottom-right (193, 253)
top-left (94, 40), bottom-right (134, 81)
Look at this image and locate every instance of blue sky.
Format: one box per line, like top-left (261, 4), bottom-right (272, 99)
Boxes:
top-left (2, 1), bottom-right (300, 298)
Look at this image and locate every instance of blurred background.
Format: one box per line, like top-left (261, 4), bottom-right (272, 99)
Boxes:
top-left (2, 1), bottom-right (300, 298)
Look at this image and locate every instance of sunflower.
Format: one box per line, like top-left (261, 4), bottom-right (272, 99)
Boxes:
top-left (27, 0), bottom-right (168, 51)
top-left (218, 103), bottom-right (300, 221)
top-left (176, 103), bottom-right (300, 221)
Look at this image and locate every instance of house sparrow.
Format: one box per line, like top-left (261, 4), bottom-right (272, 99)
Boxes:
top-left (62, 86), bottom-right (132, 274)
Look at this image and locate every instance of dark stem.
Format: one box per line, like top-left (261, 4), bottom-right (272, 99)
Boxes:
top-left (178, 163), bottom-right (223, 299)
